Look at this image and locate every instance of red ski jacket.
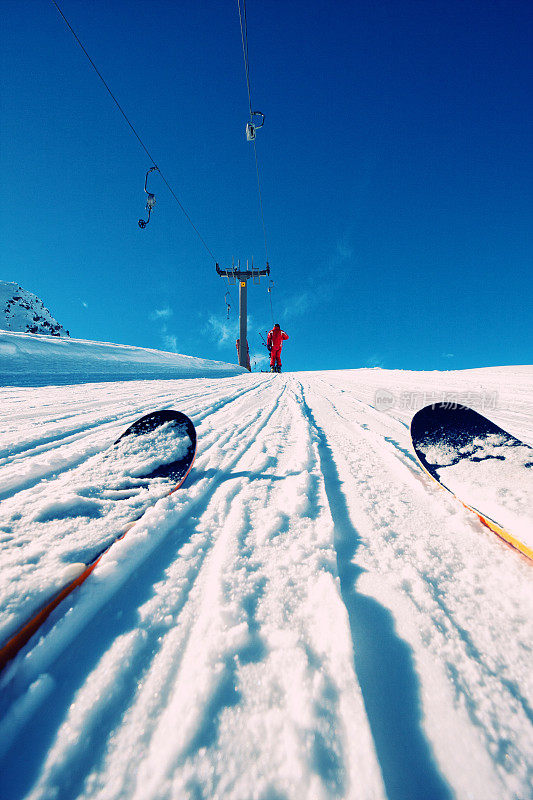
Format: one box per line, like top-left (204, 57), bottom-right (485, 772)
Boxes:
top-left (267, 327), bottom-right (288, 351)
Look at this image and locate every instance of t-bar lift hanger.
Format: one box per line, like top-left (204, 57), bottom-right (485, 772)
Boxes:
top-left (138, 166), bottom-right (159, 228)
top-left (246, 111), bottom-right (265, 142)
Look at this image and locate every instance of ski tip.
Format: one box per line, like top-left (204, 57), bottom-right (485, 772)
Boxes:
top-left (114, 409), bottom-right (197, 485)
top-left (115, 410), bottom-right (196, 446)
top-left (410, 403), bottom-right (533, 563)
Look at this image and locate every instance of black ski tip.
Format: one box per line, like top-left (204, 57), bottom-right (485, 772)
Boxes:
top-left (410, 402), bottom-right (518, 479)
top-left (115, 410), bottom-right (196, 446)
top-left (411, 403), bottom-right (504, 446)
top-left (115, 409), bottom-right (197, 482)
top-left (115, 410), bottom-right (194, 444)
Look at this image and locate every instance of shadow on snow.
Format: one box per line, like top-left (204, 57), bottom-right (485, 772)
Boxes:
top-left (299, 396), bottom-right (453, 800)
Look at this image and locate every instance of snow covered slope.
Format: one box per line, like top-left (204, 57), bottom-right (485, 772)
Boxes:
top-left (0, 366), bottom-right (532, 800)
top-left (0, 281), bottom-right (69, 337)
top-left (0, 329), bottom-right (246, 385)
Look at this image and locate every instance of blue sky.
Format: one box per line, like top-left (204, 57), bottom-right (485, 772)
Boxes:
top-left (1, 0), bottom-right (531, 372)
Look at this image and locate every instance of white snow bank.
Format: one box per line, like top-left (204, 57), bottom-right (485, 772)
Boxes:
top-left (0, 329), bottom-right (246, 386)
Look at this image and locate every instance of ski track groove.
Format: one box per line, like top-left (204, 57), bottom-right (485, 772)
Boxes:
top-left (1, 379), bottom-right (284, 669)
top-left (295, 375), bottom-right (533, 799)
top-left (0, 378), bottom-right (272, 501)
top-left (293, 379), bottom-right (454, 800)
top-left (1, 377), bottom-right (386, 800)
top-left (0, 371), bottom-right (532, 800)
top-left (79, 385), bottom-right (296, 800)
top-left (0, 387), bottom-right (285, 680)
top-left (0, 379), bottom-right (284, 646)
top-left (7, 380), bottom-right (270, 791)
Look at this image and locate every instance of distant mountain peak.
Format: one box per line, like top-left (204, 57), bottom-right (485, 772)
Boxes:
top-left (0, 281), bottom-right (69, 337)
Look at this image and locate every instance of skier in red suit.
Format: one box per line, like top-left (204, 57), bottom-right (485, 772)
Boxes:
top-left (267, 323), bottom-right (289, 372)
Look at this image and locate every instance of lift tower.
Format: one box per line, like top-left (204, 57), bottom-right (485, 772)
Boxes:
top-left (216, 260), bottom-right (270, 371)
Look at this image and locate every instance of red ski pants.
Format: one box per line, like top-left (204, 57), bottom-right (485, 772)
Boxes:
top-left (270, 348), bottom-right (282, 368)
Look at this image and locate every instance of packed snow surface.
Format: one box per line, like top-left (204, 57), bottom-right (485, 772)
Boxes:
top-left (0, 361), bottom-right (532, 800)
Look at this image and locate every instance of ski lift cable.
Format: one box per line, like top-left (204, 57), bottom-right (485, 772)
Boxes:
top-left (51, 0), bottom-right (218, 264)
top-left (243, 0), bottom-right (251, 102)
top-left (236, 0), bottom-right (269, 265)
top-left (237, 0), bottom-right (253, 120)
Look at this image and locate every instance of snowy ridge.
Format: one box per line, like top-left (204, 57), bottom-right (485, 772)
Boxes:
top-left (0, 366), bottom-right (532, 799)
top-left (0, 329), bottom-right (246, 386)
top-left (0, 281), bottom-right (68, 338)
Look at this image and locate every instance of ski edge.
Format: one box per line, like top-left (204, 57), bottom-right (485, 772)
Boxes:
top-left (414, 449), bottom-right (533, 563)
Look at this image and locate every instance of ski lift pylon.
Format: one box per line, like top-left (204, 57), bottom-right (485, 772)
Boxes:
top-left (138, 166), bottom-right (159, 228)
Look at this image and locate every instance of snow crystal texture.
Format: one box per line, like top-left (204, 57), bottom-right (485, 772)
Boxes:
top-left (0, 353), bottom-right (532, 800)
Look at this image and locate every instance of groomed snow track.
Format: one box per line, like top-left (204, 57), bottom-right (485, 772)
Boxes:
top-left (0, 369), bottom-right (532, 800)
